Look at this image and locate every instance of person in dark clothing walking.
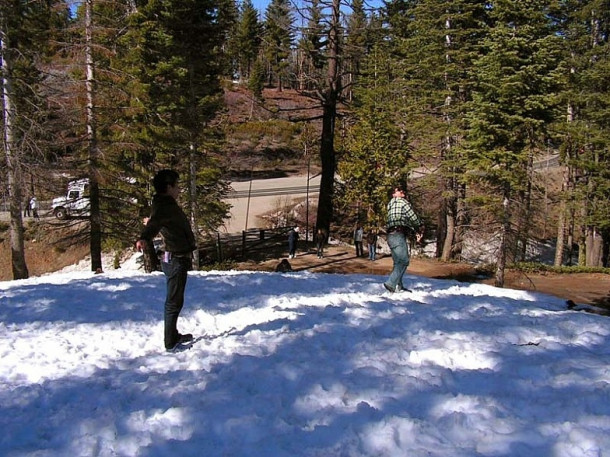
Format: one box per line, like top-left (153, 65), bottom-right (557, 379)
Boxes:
top-left (23, 197), bottom-right (31, 217)
top-left (288, 227), bottom-right (299, 258)
top-left (136, 170), bottom-right (196, 352)
top-left (354, 226), bottom-right (364, 257)
top-left (367, 228), bottom-right (378, 261)
top-left (384, 186), bottom-right (423, 293)
top-left (315, 228), bottom-right (327, 258)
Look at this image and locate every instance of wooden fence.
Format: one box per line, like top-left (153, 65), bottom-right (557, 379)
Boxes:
top-left (199, 226), bottom-right (297, 263)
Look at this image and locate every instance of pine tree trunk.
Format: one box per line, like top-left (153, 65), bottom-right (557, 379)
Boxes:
top-left (315, 0), bottom-right (340, 235)
top-left (586, 227), bottom-right (603, 267)
top-left (436, 198), bottom-right (447, 259)
top-left (1, 18), bottom-right (29, 279)
top-left (85, 0), bottom-right (103, 273)
top-left (440, 185), bottom-right (455, 262)
top-left (578, 203), bottom-right (587, 266)
top-left (454, 183), bottom-right (467, 259)
top-left (516, 153), bottom-right (534, 262)
top-left (495, 187), bottom-right (510, 288)
top-left (189, 144), bottom-right (200, 270)
top-left (556, 100), bottom-right (575, 266)
top-left (554, 163), bottom-right (570, 267)
top-left (441, 208), bottom-right (455, 262)
top-left (316, 101), bottom-right (336, 234)
top-left (440, 21), bottom-right (455, 263)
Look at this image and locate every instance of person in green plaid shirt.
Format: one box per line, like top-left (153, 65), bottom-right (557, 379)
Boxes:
top-left (384, 186), bottom-right (423, 293)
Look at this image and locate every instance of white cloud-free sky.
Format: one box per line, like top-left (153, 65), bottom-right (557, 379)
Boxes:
top-left (1, 254), bottom-right (609, 456)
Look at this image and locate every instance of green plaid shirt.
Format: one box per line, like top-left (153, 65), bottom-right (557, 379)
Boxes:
top-left (387, 197), bottom-right (421, 230)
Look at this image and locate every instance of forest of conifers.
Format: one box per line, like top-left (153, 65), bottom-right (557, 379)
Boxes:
top-left (1, 0), bottom-right (609, 284)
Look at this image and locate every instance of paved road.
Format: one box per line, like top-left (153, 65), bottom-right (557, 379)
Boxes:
top-left (2, 154), bottom-right (557, 230)
top-left (0, 174), bottom-right (321, 230)
top-left (223, 174), bottom-right (321, 233)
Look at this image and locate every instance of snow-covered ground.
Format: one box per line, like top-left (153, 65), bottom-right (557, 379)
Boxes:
top-left (1, 254), bottom-right (609, 456)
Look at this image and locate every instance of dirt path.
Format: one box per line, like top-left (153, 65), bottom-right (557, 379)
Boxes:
top-left (237, 245), bottom-right (610, 309)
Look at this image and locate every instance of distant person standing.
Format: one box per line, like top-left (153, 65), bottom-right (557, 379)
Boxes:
top-left (23, 197), bottom-right (31, 217)
top-left (353, 226), bottom-right (364, 257)
top-left (288, 226), bottom-right (299, 259)
top-left (30, 197), bottom-right (39, 219)
top-left (136, 169), bottom-right (196, 352)
top-left (315, 228), bottom-right (327, 259)
top-left (384, 186), bottom-right (423, 293)
top-left (367, 228), bottom-right (378, 261)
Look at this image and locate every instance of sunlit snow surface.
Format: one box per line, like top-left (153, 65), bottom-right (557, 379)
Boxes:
top-left (1, 256), bottom-right (609, 456)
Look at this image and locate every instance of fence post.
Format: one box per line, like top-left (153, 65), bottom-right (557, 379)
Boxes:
top-left (242, 230), bottom-right (246, 257)
top-left (216, 232), bottom-right (222, 262)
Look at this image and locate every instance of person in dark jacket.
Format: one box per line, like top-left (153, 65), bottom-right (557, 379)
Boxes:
top-left (354, 226), bottom-right (364, 257)
top-left (136, 169), bottom-right (196, 351)
top-left (315, 228), bottom-right (327, 259)
top-left (288, 227), bottom-right (299, 258)
top-left (23, 197), bottom-right (31, 217)
top-left (367, 228), bottom-right (378, 261)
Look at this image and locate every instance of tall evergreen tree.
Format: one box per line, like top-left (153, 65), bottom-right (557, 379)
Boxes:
top-left (463, 0), bottom-right (563, 286)
top-left (1, 0), bottom-right (68, 279)
top-left (339, 43), bottom-right (413, 226)
top-left (64, 0), bottom-right (143, 271)
top-left (292, 0), bottom-right (377, 236)
top-left (297, 0), bottom-right (325, 91)
top-left (123, 0), bottom-right (233, 267)
top-left (232, 0), bottom-right (262, 81)
top-left (344, 0), bottom-right (369, 101)
top-left (385, 0), bottom-right (488, 261)
top-left (314, 0), bottom-right (343, 236)
top-left (263, 0), bottom-right (294, 91)
top-left (555, 0), bottom-right (610, 267)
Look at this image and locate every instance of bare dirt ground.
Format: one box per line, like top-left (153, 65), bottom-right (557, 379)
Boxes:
top-left (236, 244), bottom-right (610, 310)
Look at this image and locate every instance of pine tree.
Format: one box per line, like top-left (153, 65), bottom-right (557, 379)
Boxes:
top-left (64, 0), bottom-right (143, 272)
top-left (464, 0), bottom-right (563, 286)
top-left (248, 56), bottom-right (265, 99)
top-left (1, 0), bottom-right (68, 279)
top-left (344, 0), bottom-right (369, 101)
top-left (555, 0), bottom-right (610, 267)
top-left (232, 0), bottom-right (262, 81)
top-left (263, 0), bottom-right (294, 91)
top-left (385, 0), bottom-right (489, 261)
top-left (122, 0), bottom-right (233, 267)
top-left (288, 0), bottom-right (379, 236)
top-left (297, 0), bottom-right (325, 91)
top-left (339, 43), bottom-right (413, 226)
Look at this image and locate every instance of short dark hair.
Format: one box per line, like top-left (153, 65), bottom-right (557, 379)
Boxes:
top-left (153, 169), bottom-right (179, 194)
top-left (389, 185), bottom-right (405, 198)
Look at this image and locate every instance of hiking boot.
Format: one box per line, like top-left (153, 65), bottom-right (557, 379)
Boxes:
top-left (178, 333), bottom-right (193, 343)
top-left (383, 283), bottom-right (396, 293)
top-left (165, 333), bottom-right (194, 352)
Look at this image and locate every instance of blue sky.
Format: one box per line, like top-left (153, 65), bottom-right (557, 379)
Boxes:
top-left (252, 0), bottom-right (271, 13)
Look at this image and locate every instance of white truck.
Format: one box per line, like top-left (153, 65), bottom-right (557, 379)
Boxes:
top-left (52, 178), bottom-right (90, 220)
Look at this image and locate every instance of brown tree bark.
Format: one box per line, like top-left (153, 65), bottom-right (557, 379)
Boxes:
top-left (1, 13), bottom-right (29, 279)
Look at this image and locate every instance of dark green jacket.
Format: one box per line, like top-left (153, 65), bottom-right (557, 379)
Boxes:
top-left (140, 194), bottom-right (196, 255)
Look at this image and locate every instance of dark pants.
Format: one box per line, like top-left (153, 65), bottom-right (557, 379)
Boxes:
top-left (355, 241), bottom-right (363, 257)
top-left (316, 242), bottom-right (324, 258)
top-left (161, 256), bottom-right (190, 349)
